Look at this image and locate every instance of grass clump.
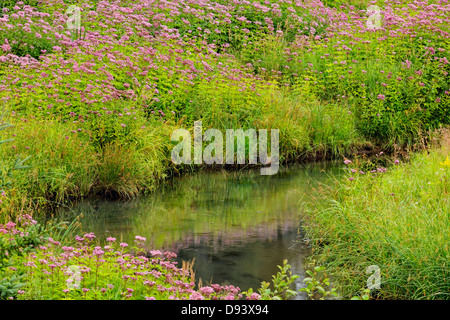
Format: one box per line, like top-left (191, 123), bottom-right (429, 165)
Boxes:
top-left (302, 131), bottom-right (450, 299)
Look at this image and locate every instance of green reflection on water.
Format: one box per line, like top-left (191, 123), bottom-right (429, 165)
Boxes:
top-left (67, 161), bottom-right (341, 250)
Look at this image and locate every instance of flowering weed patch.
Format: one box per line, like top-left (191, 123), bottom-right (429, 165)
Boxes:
top-left (0, 218), bottom-right (249, 300)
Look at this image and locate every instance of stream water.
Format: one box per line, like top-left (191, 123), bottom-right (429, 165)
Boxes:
top-left (61, 161), bottom-right (341, 299)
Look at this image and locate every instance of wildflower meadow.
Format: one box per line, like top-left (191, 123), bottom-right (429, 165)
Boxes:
top-left (0, 0), bottom-right (449, 303)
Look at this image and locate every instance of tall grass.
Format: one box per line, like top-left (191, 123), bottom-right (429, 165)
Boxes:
top-left (302, 131), bottom-right (450, 299)
top-left (0, 110), bottom-right (173, 215)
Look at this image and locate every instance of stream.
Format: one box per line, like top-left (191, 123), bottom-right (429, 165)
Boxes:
top-left (60, 161), bottom-right (341, 299)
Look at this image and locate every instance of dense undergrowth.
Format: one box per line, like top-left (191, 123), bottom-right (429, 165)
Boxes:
top-left (0, 0), bottom-right (449, 300)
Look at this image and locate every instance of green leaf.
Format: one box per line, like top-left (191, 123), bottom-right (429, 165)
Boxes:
top-left (286, 289), bottom-right (297, 296)
top-left (314, 266), bottom-right (325, 272)
top-left (317, 286), bottom-right (326, 294)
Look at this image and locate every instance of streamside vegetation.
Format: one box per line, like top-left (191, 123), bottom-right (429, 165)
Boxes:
top-left (302, 130), bottom-right (450, 300)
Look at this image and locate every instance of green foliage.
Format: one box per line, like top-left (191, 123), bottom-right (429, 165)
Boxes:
top-left (0, 118), bottom-right (30, 194)
top-left (293, 30), bottom-right (450, 147)
top-left (0, 110), bottom-right (171, 204)
top-left (350, 288), bottom-right (371, 300)
top-left (0, 28), bottom-right (57, 60)
top-left (299, 265), bottom-right (338, 300)
top-left (0, 274), bottom-right (26, 300)
top-left (320, 0), bottom-right (367, 10)
top-left (249, 259), bottom-right (299, 300)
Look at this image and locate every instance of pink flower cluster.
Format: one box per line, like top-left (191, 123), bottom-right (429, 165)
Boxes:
top-left (2, 220), bottom-right (249, 300)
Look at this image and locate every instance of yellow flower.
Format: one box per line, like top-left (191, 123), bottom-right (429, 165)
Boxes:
top-left (440, 156), bottom-right (450, 167)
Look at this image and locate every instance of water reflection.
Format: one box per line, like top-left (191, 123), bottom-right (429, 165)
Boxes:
top-left (62, 161), bottom-right (341, 297)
